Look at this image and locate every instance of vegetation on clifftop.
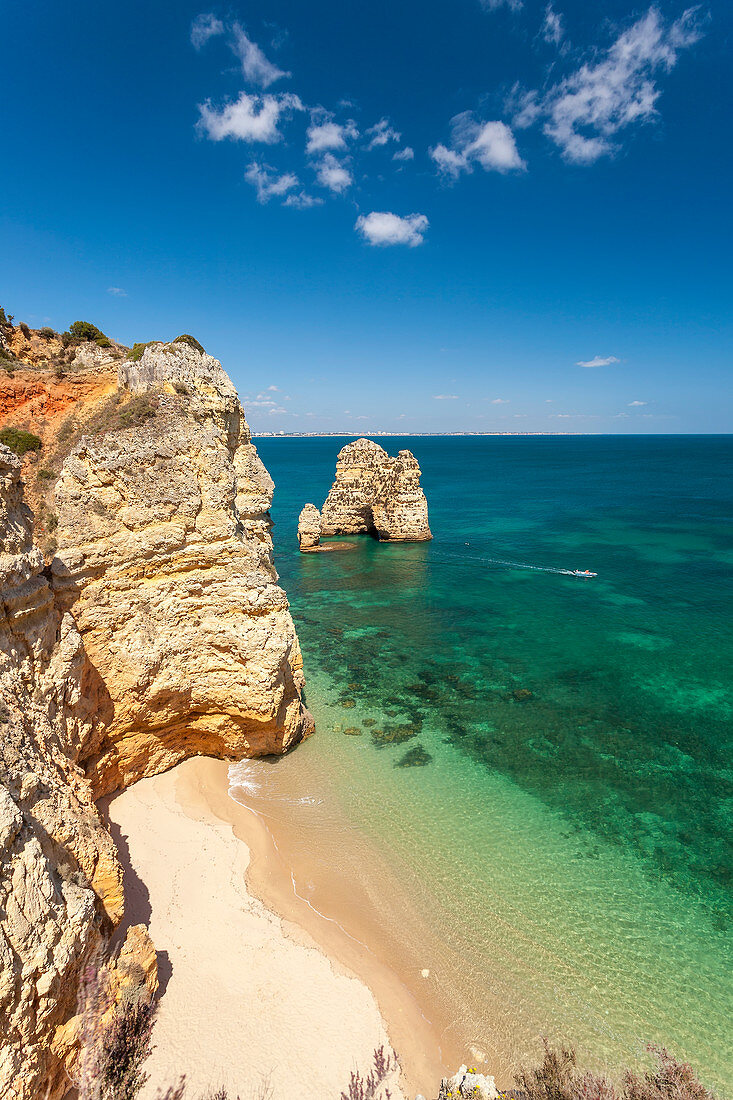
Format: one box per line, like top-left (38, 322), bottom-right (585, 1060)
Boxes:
top-left (68, 320), bottom-right (113, 347)
top-left (173, 333), bottom-right (205, 354)
top-left (0, 427), bottom-right (42, 457)
top-left (126, 335), bottom-right (206, 361)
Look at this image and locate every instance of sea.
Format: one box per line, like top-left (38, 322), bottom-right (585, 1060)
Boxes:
top-left (230, 435), bottom-right (732, 1093)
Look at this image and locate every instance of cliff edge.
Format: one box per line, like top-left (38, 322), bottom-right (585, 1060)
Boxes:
top-left (0, 331), bottom-right (312, 1097)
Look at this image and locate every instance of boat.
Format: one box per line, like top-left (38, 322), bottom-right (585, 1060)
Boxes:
top-left (571, 569), bottom-right (597, 577)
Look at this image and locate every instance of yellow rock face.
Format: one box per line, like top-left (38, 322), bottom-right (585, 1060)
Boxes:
top-left (320, 437), bottom-right (432, 541)
top-left (0, 342), bottom-right (313, 1097)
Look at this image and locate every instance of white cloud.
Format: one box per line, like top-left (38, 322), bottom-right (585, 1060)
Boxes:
top-left (576, 355), bottom-right (620, 368)
top-left (508, 86), bottom-right (542, 130)
top-left (268, 385), bottom-right (279, 391)
top-left (433, 394), bottom-right (459, 400)
top-left (355, 211), bottom-right (429, 247)
top-left (430, 114), bottom-right (525, 178)
top-left (315, 153), bottom-right (353, 193)
top-left (480, 0), bottom-right (523, 11)
top-left (197, 92), bottom-right (303, 144)
top-left (231, 23), bottom-right (289, 88)
top-left (306, 115), bottom-right (358, 155)
top-left (107, 286), bottom-right (127, 297)
top-left (393, 146), bottom-right (415, 162)
top-left (530, 7), bottom-right (703, 163)
top-left (366, 118), bottom-right (401, 149)
top-left (245, 162), bottom-right (299, 202)
top-left (284, 191), bottom-right (323, 209)
top-left (541, 4), bottom-right (564, 47)
top-left (191, 13), bottom-right (224, 50)
top-left (628, 399), bottom-right (647, 406)
top-left (491, 397), bottom-right (509, 404)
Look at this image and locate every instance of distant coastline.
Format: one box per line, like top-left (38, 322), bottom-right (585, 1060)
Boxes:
top-left (252, 430), bottom-right (582, 438)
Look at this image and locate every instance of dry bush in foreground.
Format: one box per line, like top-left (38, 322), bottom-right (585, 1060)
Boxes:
top-left (76, 958), bottom-right (157, 1100)
top-left (514, 1041), bottom-right (716, 1100)
top-left (78, 1029), bottom-right (714, 1100)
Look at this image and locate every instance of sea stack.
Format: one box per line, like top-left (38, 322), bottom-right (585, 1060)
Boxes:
top-left (298, 503), bottom-right (322, 550)
top-left (320, 437), bottom-right (431, 541)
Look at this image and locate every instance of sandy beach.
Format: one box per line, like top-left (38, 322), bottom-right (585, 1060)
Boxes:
top-left (106, 757), bottom-right (447, 1100)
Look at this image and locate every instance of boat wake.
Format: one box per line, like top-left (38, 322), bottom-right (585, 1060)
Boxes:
top-left (431, 549), bottom-right (592, 577)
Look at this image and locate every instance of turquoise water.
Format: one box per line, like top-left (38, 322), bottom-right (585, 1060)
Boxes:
top-left (253, 435), bottom-right (733, 1090)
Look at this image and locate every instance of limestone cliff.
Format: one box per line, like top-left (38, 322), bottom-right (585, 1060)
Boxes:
top-left (0, 445), bottom-right (156, 1099)
top-left (0, 335), bottom-right (313, 1096)
top-left (53, 340), bottom-right (313, 793)
top-left (320, 438), bottom-right (431, 542)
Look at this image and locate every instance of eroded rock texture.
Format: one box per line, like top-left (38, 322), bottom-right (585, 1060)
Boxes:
top-left (298, 503), bottom-right (322, 551)
top-left (0, 340), bottom-right (313, 1096)
top-left (320, 438), bottom-right (431, 541)
top-left (0, 446), bottom-right (155, 1099)
top-left (53, 342), bottom-right (313, 794)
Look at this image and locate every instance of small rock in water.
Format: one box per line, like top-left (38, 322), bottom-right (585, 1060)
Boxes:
top-left (343, 727), bottom-right (362, 736)
top-left (348, 682), bottom-right (362, 690)
top-left (341, 699), bottom-right (356, 708)
top-left (511, 688), bottom-right (533, 701)
top-left (362, 718), bottom-right (377, 727)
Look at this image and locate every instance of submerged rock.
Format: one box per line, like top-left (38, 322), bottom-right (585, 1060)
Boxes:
top-left (320, 437), bottom-right (431, 541)
top-left (371, 725), bottom-right (418, 747)
top-left (396, 744), bottom-right (433, 767)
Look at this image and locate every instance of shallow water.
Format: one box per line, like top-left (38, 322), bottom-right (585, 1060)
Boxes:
top-left (242, 435), bottom-right (733, 1091)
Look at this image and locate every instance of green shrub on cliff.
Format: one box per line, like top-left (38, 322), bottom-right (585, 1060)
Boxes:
top-left (70, 320), bottom-right (107, 343)
top-left (0, 427), bottom-right (42, 457)
top-left (173, 333), bottom-right (205, 354)
top-left (127, 342), bottom-right (153, 362)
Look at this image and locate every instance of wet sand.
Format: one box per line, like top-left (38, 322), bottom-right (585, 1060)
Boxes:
top-left (107, 756), bottom-right (456, 1099)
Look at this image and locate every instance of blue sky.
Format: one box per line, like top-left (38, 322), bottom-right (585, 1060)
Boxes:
top-left (2, 0), bottom-right (731, 433)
